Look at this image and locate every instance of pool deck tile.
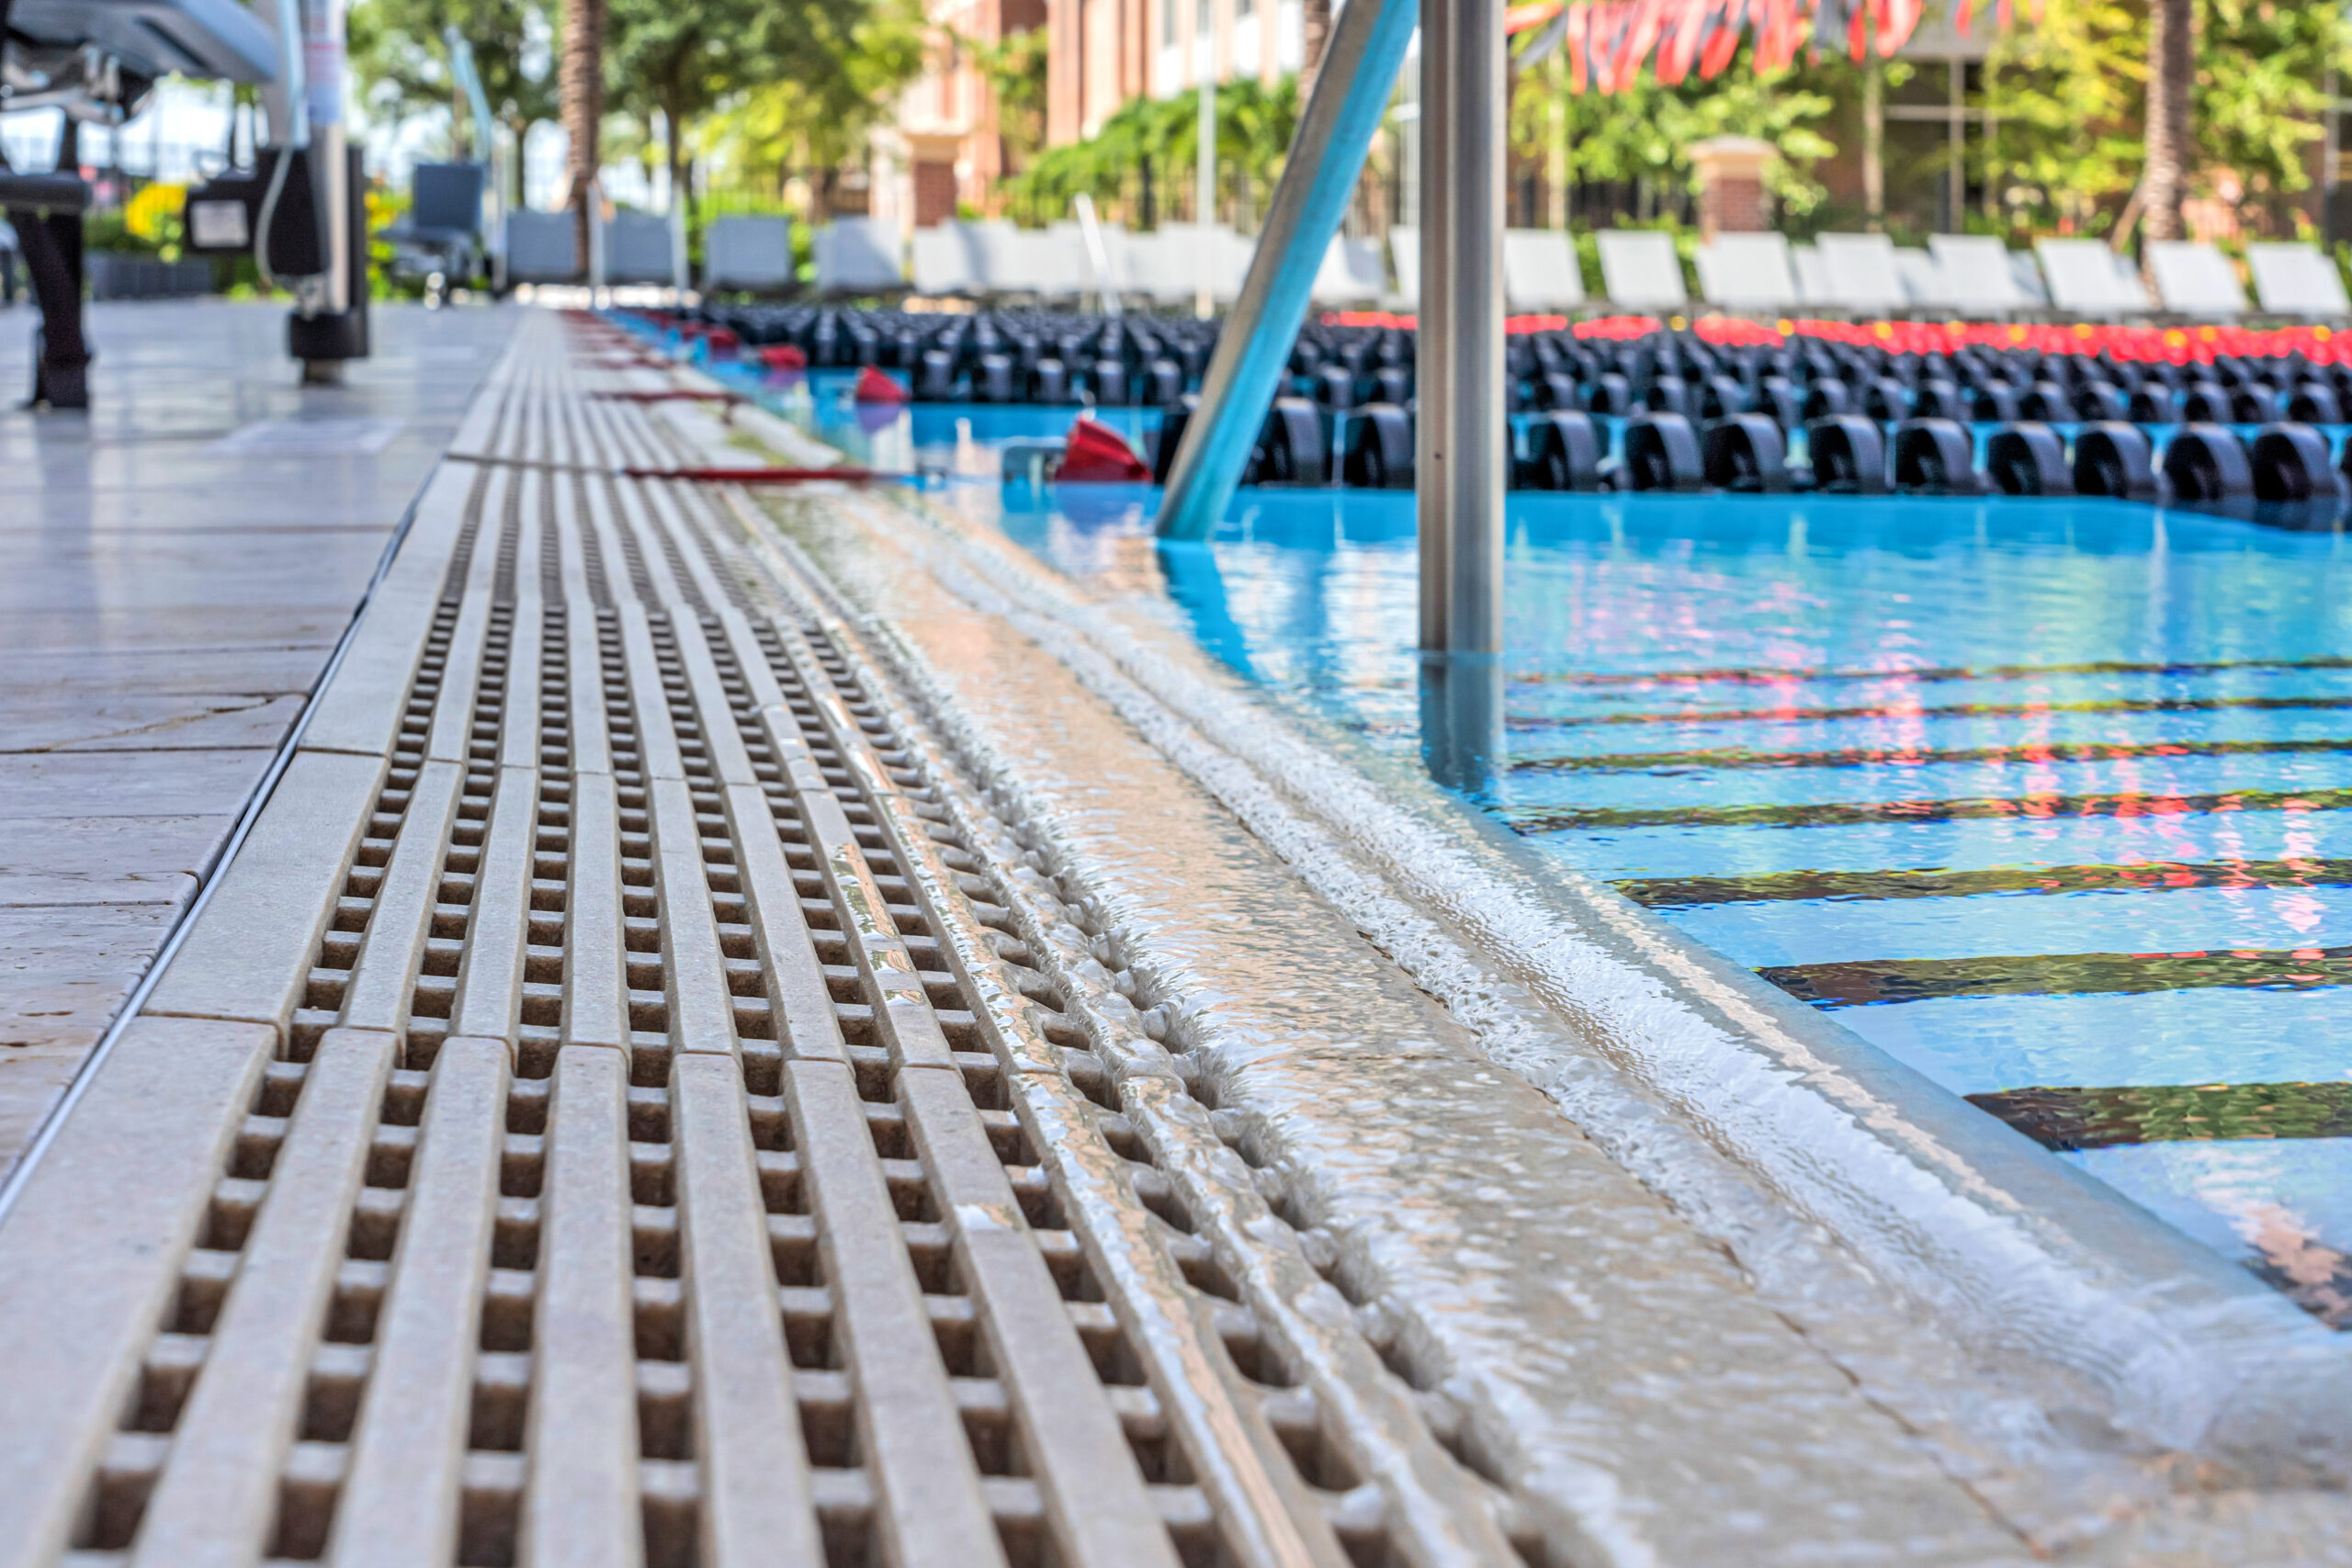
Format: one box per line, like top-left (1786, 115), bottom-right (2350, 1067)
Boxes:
top-left (0, 299), bottom-right (513, 1178)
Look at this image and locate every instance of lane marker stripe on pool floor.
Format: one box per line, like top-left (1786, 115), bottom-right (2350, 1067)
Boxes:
top-left (1516, 734), bottom-right (2352, 777)
top-left (1617, 855), bottom-right (2352, 908)
top-left (1510, 783), bottom-right (2352, 833)
top-left (1968, 1081), bottom-right (2352, 1150)
top-left (1763, 944), bottom-right (2352, 1008)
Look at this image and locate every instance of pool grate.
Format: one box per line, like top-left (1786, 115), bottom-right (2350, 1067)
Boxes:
top-left (0, 312), bottom-right (1536, 1568)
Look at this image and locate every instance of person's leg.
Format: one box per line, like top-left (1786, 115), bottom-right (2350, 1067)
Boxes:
top-left (7, 207), bottom-right (88, 408)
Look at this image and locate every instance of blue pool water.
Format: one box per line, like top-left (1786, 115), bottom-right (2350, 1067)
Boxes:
top-left (722, 358), bottom-right (2352, 1326)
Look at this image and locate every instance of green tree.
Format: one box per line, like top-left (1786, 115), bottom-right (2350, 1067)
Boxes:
top-left (959, 24), bottom-right (1049, 170)
top-left (1509, 51), bottom-right (1837, 223)
top-left (693, 0), bottom-right (926, 219)
top-left (1004, 77), bottom-right (1299, 227)
top-left (349, 0), bottom-right (557, 170)
top-left (1988, 0), bottom-right (2350, 244)
top-left (604, 0), bottom-right (763, 210)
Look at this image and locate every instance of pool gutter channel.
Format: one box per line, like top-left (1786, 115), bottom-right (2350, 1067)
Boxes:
top-left (717, 428), bottom-right (2352, 1507)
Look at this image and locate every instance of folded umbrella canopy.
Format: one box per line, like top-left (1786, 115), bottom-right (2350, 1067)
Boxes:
top-left (5, 0), bottom-right (279, 117)
top-left (1506, 0), bottom-right (2034, 92)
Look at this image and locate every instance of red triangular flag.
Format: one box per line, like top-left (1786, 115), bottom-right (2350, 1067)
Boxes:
top-left (853, 367), bottom-right (909, 403)
top-left (760, 344), bottom-right (808, 371)
top-left (1057, 417), bottom-right (1151, 482)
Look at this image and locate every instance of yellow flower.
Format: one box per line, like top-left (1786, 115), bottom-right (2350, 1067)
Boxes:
top-left (125, 182), bottom-right (186, 243)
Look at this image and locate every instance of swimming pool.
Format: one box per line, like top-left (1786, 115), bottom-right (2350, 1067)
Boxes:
top-left (720, 358), bottom-right (2352, 1328)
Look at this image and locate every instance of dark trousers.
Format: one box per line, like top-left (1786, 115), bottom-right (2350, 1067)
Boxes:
top-left (6, 207), bottom-right (88, 408)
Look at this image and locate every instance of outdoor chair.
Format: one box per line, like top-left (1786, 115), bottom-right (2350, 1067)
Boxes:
top-left (1043, 221), bottom-right (1099, 300)
top-left (1121, 228), bottom-right (1192, 307)
top-left (1066, 221), bottom-right (1133, 304)
top-left (2246, 242), bottom-right (2351, 319)
top-left (2008, 249), bottom-right (2052, 306)
top-left (705, 214), bottom-right (795, 292)
top-left (1815, 232), bottom-right (1908, 316)
top-left (1928, 234), bottom-right (2032, 315)
top-left (910, 222), bottom-right (979, 295)
top-left (1789, 243), bottom-right (1831, 306)
top-left (1894, 246), bottom-right (1953, 312)
top-left (602, 210), bottom-right (675, 286)
top-left (966, 221), bottom-right (1026, 296)
top-left (383, 162), bottom-right (484, 298)
top-left (1310, 234), bottom-right (1385, 306)
top-left (813, 216), bottom-right (893, 292)
top-left (1697, 232), bottom-right (1800, 314)
top-left (2146, 240), bottom-right (2247, 318)
top-left (1389, 225), bottom-right (1420, 303)
top-left (1595, 230), bottom-right (1689, 310)
top-left (1503, 229), bottom-right (1586, 313)
top-left (1151, 223), bottom-right (1251, 307)
top-left (970, 221), bottom-right (1078, 299)
top-left (2036, 238), bottom-right (2151, 316)
top-left (504, 209), bottom-right (580, 284)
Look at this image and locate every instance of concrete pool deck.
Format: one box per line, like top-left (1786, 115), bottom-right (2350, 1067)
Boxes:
top-left (0, 300), bottom-right (515, 1173)
top-left (0, 299), bottom-right (2343, 1565)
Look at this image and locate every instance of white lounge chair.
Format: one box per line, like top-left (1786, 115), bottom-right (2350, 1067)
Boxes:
top-left (703, 215), bottom-right (793, 292)
top-left (1310, 235), bottom-right (1385, 306)
top-left (2146, 240), bottom-right (2247, 318)
top-left (1037, 221), bottom-right (1102, 300)
top-left (1894, 247), bottom-right (1953, 312)
top-left (1502, 229), bottom-right (1586, 312)
top-left (505, 209), bottom-right (579, 284)
top-left (1122, 229), bottom-right (1192, 307)
top-left (1788, 243), bottom-right (1830, 307)
top-left (1148, 222), bottom-right (1252, 306)
top-left (602, 211), bottom-right (673, 286)
top-left (966, 221), bottom-right (1042, 297)
top-left (1595, 230), bottom-right (1688, 310)
top-left (1697, 232), bottom-right (1801, 314)
top-left (1216, 228), bottom-right (1258, 306)
top-left (1928, 234), bottom-right (2031, 315)
top-left (2246, 242), bottom-right (2351, 319)
top-left (1815, 231), bottom-right (1908, 315)
top-left (1389, 225), bottom-right (1420, 303)
top-left (812, 217), bottom-right (902, 292)
top-left (910, 222), bottom-right (979, 296)
top-left (1071, 220), bottom-right (1134, 304)
top-left (2008, 249), bottom-right (2051, 307)
top-left (2035, 238), bottom-right (2150, 316)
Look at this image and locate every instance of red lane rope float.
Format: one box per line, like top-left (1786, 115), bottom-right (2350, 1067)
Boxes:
top-left (592, 389), bottom-right (747, 405)
top-left (622, 466), bottom-right (915, 484)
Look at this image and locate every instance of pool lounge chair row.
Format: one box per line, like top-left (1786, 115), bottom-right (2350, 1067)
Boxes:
top-left (670, 211), bottom-right (2350, 323)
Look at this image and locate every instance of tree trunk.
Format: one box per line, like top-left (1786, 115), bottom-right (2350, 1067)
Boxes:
top-left (2143, 0), bottom-right (2194, 243)
top-left (1299, 0), bottom-right (1330, 98)
top-left (663, 105), bottom-right (684, 216)
top-left (560, 0), bottom-right (605, 268)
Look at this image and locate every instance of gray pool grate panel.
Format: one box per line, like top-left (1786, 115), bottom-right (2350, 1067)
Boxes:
top-left (0, 313), bottom-right (1538, 1568)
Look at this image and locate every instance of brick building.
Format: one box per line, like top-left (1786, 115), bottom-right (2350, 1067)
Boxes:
top-left (1047, 0), bottom-right (1306, 144)
top-left (876, 0), bottom-right (1046, 231)
top-left (876, 0), bottom-right (1308, 231)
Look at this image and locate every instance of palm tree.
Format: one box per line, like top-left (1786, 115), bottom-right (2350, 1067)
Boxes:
top-left (1300, 0), bottom-right (1329, 98)
top-left (561, 0), bottom-right (606, 266)
top-left (2142, 0), bottom-right (2192, 243)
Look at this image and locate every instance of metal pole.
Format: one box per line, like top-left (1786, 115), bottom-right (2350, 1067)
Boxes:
top-left (1154, 0), bottom-right (1417, 540)
top-left (1949, 57), bottom-right (1964, 233)
top-left (1417, 0), bottom-right (1506, 656)
top-left (1195, 0), bottom-right (1216, 319)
